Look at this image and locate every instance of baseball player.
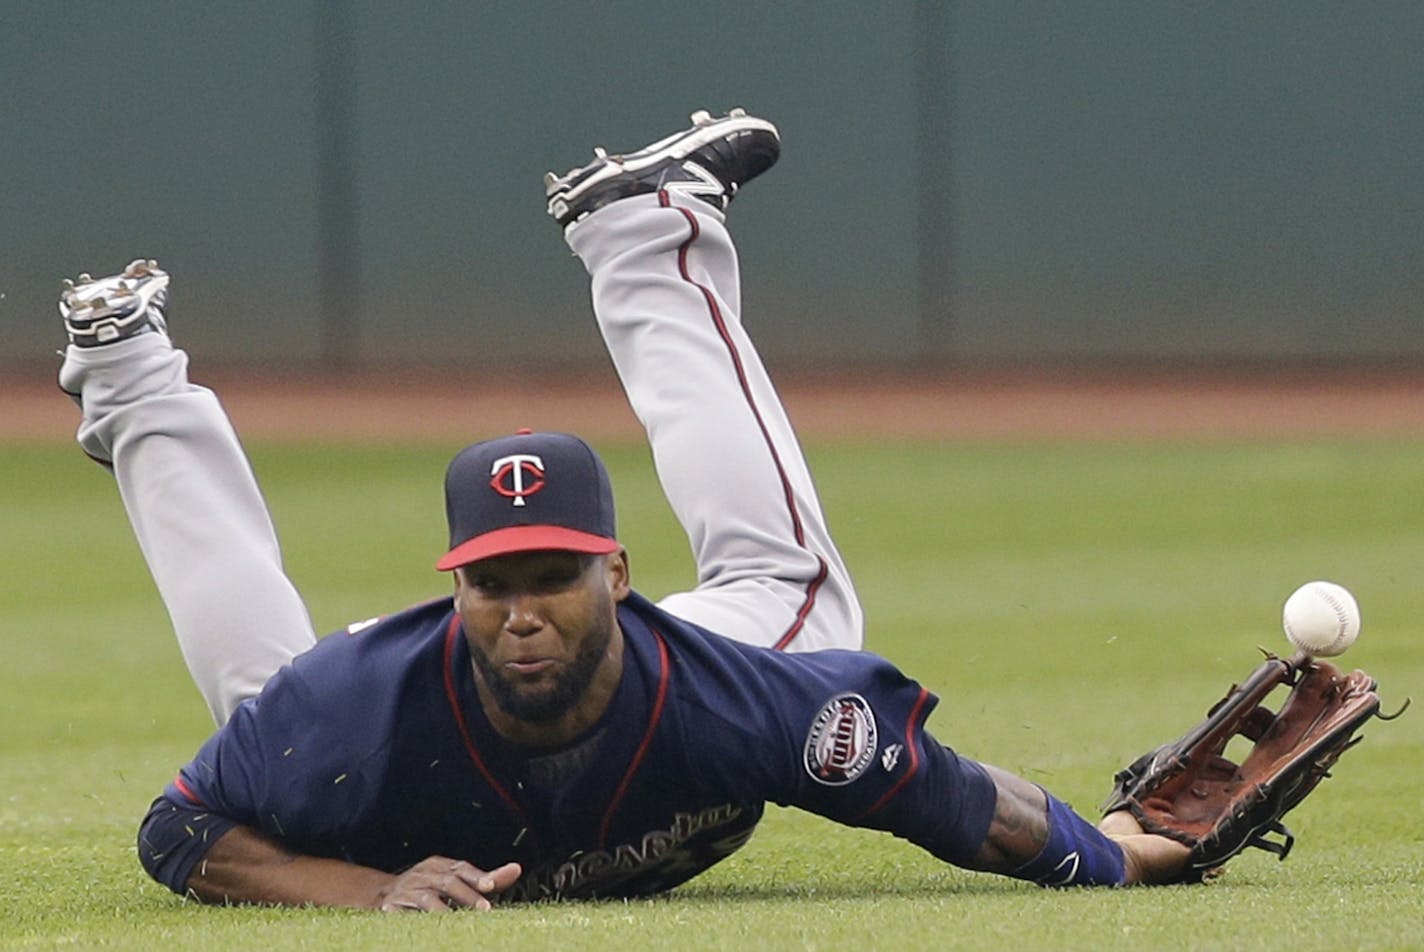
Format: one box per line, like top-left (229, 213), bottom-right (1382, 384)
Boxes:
top-left (60, 109), bottom-right (1191, 910)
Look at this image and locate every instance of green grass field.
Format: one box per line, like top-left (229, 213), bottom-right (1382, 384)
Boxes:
top-left (3, 436), bottom-right (1422, 950)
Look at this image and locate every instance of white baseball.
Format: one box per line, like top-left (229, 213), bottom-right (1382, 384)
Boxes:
top-left (1282, 581), bottom-right (1360, 657)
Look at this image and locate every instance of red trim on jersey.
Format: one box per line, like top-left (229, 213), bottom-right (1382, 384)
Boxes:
top-left (172, 774), bottom-right (205, 807)
top-left (598, 626), bottom-right (672, 848)
top-left (853, 687), bottom-right (932, 821)
top-left (442, 615), bottom-right (528, 822)
top-left (659, 190), bottom-right (827, 651)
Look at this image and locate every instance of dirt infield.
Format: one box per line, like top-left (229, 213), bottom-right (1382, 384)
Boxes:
top-left (6, 363), bottom-right (1424, 443)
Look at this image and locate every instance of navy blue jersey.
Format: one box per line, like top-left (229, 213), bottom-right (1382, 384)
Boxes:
top-left (144, 592), bottom-right (997, 901)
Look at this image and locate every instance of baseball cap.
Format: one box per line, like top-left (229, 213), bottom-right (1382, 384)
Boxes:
top-left (436, 430), bottom-right (620, 571)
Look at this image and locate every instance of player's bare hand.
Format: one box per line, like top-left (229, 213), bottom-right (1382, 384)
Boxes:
top-left (1098, 812), bottom-right (1192, 885)
top-left (375, 856), bottom-right (522, 912)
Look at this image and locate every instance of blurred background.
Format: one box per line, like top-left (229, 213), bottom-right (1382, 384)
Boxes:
top-left (2, 1), bottom-right (1421, 370)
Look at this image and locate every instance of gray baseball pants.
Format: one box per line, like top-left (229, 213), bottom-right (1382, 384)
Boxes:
top-left (60, 192), bottom-right (862, 725)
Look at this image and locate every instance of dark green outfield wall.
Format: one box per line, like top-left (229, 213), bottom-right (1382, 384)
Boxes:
top-left (4, 2), bottom-right (1420, 365)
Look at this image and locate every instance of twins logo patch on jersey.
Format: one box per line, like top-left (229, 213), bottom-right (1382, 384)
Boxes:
top-left (803, 693), bottom-right (878, 786)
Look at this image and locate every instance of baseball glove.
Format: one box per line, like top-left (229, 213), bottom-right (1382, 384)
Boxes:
top-left (1103, 651), bottom-right (1403, 883)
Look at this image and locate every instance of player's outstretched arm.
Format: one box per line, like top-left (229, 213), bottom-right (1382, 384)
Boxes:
top-left (184, 825), bottom-right (522, 911)
top-left (966, 764), bottom-right (1190, 886)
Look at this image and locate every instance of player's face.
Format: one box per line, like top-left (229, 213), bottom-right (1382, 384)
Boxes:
top-left (455, 549), bottom-right (629, 741)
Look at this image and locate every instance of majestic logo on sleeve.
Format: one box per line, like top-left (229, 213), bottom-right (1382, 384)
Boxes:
top-left (803, 693), bottom-right (878, 786)
top-left (490, 453), bottom-right (546, 507)
top-left (880, 743), bottom-right (904, 773)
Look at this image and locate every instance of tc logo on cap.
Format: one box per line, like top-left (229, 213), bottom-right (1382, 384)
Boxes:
top-left (437, 431), bottom-right (619, 571)
top-left (490, 453), bottom-right (546, 507)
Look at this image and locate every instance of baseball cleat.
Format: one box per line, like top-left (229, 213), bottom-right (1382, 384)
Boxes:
top-left (60, 259), bottom-right (171, 347)
top-left (544, 107), bottom-right (781, 227)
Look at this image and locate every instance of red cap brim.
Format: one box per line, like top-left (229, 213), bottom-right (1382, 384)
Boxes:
top-left (435, 525), bottom-right (620, 571)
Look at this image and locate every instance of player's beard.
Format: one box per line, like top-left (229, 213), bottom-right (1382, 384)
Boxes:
top-left (469, 617), bottom-right (615, 724)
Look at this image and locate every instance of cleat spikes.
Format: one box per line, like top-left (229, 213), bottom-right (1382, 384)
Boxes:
top-left (545, 108), bottom-right (780, 228)
top-left (58, 259), bottom-right (171, 348)
top-left (543, 172), bottom-right (557, 189)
